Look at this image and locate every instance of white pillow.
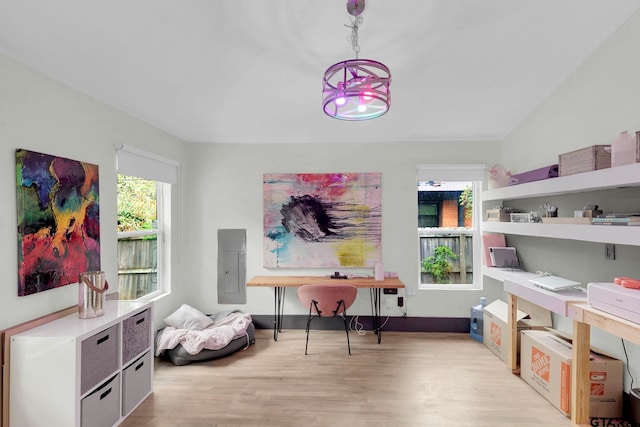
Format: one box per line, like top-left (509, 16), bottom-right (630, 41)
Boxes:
top-left (163, 304), bottom-right (214, 330)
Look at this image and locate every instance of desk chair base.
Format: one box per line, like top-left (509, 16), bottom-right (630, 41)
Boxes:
top-left (304, 299), bottom-right (351, 355)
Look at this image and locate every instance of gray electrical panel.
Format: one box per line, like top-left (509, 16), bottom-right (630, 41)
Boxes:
top-left (217, 229), bottom-right (247, 304)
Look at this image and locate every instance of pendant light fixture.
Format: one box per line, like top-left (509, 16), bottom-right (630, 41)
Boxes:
top-left (322, 0), bottom-right (391, 121)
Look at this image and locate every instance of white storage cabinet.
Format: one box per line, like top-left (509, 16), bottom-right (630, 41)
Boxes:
top-left (10, 300), bottom-right (153, 427)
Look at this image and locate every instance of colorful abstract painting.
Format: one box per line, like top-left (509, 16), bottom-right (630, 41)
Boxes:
top-left (16, 149), bottom-right (101, 296)
top-left (263, 173), bottom-right (382, 268)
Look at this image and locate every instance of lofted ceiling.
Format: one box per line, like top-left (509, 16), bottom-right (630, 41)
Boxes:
top-left (1, 1), bottom-right (639, 144)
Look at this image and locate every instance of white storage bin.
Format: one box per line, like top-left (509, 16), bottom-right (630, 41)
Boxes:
top-left (81, 324), bottom-right (120, 394)
top-left (122, 351), bottom-right (153, 416)
top-left (81, 374), bottom-right (121, 427)
top-left (122, 308), bottom-right (151, 364)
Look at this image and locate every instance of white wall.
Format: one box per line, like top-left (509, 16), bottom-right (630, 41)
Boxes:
top-left (499, 10), bottom-right (640, 391)
top-left (185, 140), bottom-right (503, 319)
top-left (502, 10), bottom-right (640, 173)
top-left (0, 54), bottom-right (190, 329)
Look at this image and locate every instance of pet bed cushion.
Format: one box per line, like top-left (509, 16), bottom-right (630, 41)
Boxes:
top-left (162, 323), bottom-right (255, 366)
top-left (163, 304), bottom-right (214, 331)
top-left (156, 310), bottom-right (255, 366)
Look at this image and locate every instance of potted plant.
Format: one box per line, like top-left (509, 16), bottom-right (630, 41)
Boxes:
top-left (421, 245), bottom-right (458, 283)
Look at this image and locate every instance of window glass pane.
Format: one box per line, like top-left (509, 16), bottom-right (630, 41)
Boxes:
top-left (117, 234), bottom-right (158, 299)
top-left (117, 174), bottom-right (159, 300)
top-left (419, 232), bottom-right (473, 285)
top-left (418, 180), bottom-right (476, 286)
top-left (418, 204), bottom-right (437, 215)
top-left (117, 175), bottom-right (157, 232)
top-left (418, 202), bottom-right (438, 228)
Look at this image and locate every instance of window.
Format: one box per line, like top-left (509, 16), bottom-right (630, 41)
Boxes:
top-left (417, 165), bottom-right (483, 290)
top-left (117, 175), bottom-right (161, 299)
top-left (116, 145), bottom-right (178, 300)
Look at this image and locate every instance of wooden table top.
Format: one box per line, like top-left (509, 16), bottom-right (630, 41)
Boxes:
top-left (569, 302), bottom-right (640, 345)
top-left (246, 275), bottom-right (405, 288)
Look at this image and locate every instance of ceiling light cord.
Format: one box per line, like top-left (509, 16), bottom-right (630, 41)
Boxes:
top-left (345, 16), bottom-right (363, 59)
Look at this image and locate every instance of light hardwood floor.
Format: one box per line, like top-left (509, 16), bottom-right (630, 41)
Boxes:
top-left (121, 329), bottom-right (571, 427)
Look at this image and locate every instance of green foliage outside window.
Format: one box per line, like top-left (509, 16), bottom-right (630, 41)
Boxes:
top-left (459, 185), bottom-right (473, 219)
top-left (421, 245), bottom-right (458, 283)
top-left (117, 174), bottom-right (157, 232)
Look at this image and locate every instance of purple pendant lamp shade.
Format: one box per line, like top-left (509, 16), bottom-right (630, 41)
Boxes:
top-left (322, 0), bottom-right (391, 120)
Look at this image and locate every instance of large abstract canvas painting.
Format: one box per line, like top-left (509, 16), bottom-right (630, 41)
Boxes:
top-left (16, 149), bottom-right (101, 296)
top-left (263, 173), bottom-right (382, 268)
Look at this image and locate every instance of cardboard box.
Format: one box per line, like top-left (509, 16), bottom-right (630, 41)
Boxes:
top-left (574, 209), bottom-right (603, 218)
top-left (559, 145), bottom-right (611, 176)
top-left (483, 299), bottom-right (552, 364)
top-left (485, 209), bottom-right (511, 222)
top-left (520, 330), bottom-right (623, 418)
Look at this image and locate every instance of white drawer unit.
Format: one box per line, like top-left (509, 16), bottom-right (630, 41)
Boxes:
top-left (10, 300), bottom-right (153, 427)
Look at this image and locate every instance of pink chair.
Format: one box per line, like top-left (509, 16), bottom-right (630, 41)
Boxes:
top-left (297, 283), bottom-right (358, 355)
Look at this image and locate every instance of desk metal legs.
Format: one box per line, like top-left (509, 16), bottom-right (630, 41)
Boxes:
top-left (370, 288), bottom-right (383, 344)
top-left (271, 286), bottom-right (385, 343)
top-left (273, 286), bottom-right (285, 341)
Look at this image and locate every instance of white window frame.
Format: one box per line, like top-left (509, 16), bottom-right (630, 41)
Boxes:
top-left (117, 145), bottom-right (178, 301)
top-left (417, 164), bottom-right (484, 290)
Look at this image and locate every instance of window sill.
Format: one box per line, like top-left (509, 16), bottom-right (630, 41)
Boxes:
top-left (419, 283), bottom-right (480, 291)
top-left (136, 290), bottom-right (170, 303)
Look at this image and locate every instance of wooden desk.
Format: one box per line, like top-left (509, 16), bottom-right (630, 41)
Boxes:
top-left (504, 277), bottom-right (586, 373)
top-left (568, 303), bottom-right (640, 427)
top-left (246, 276), bottom-right (405, 342)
